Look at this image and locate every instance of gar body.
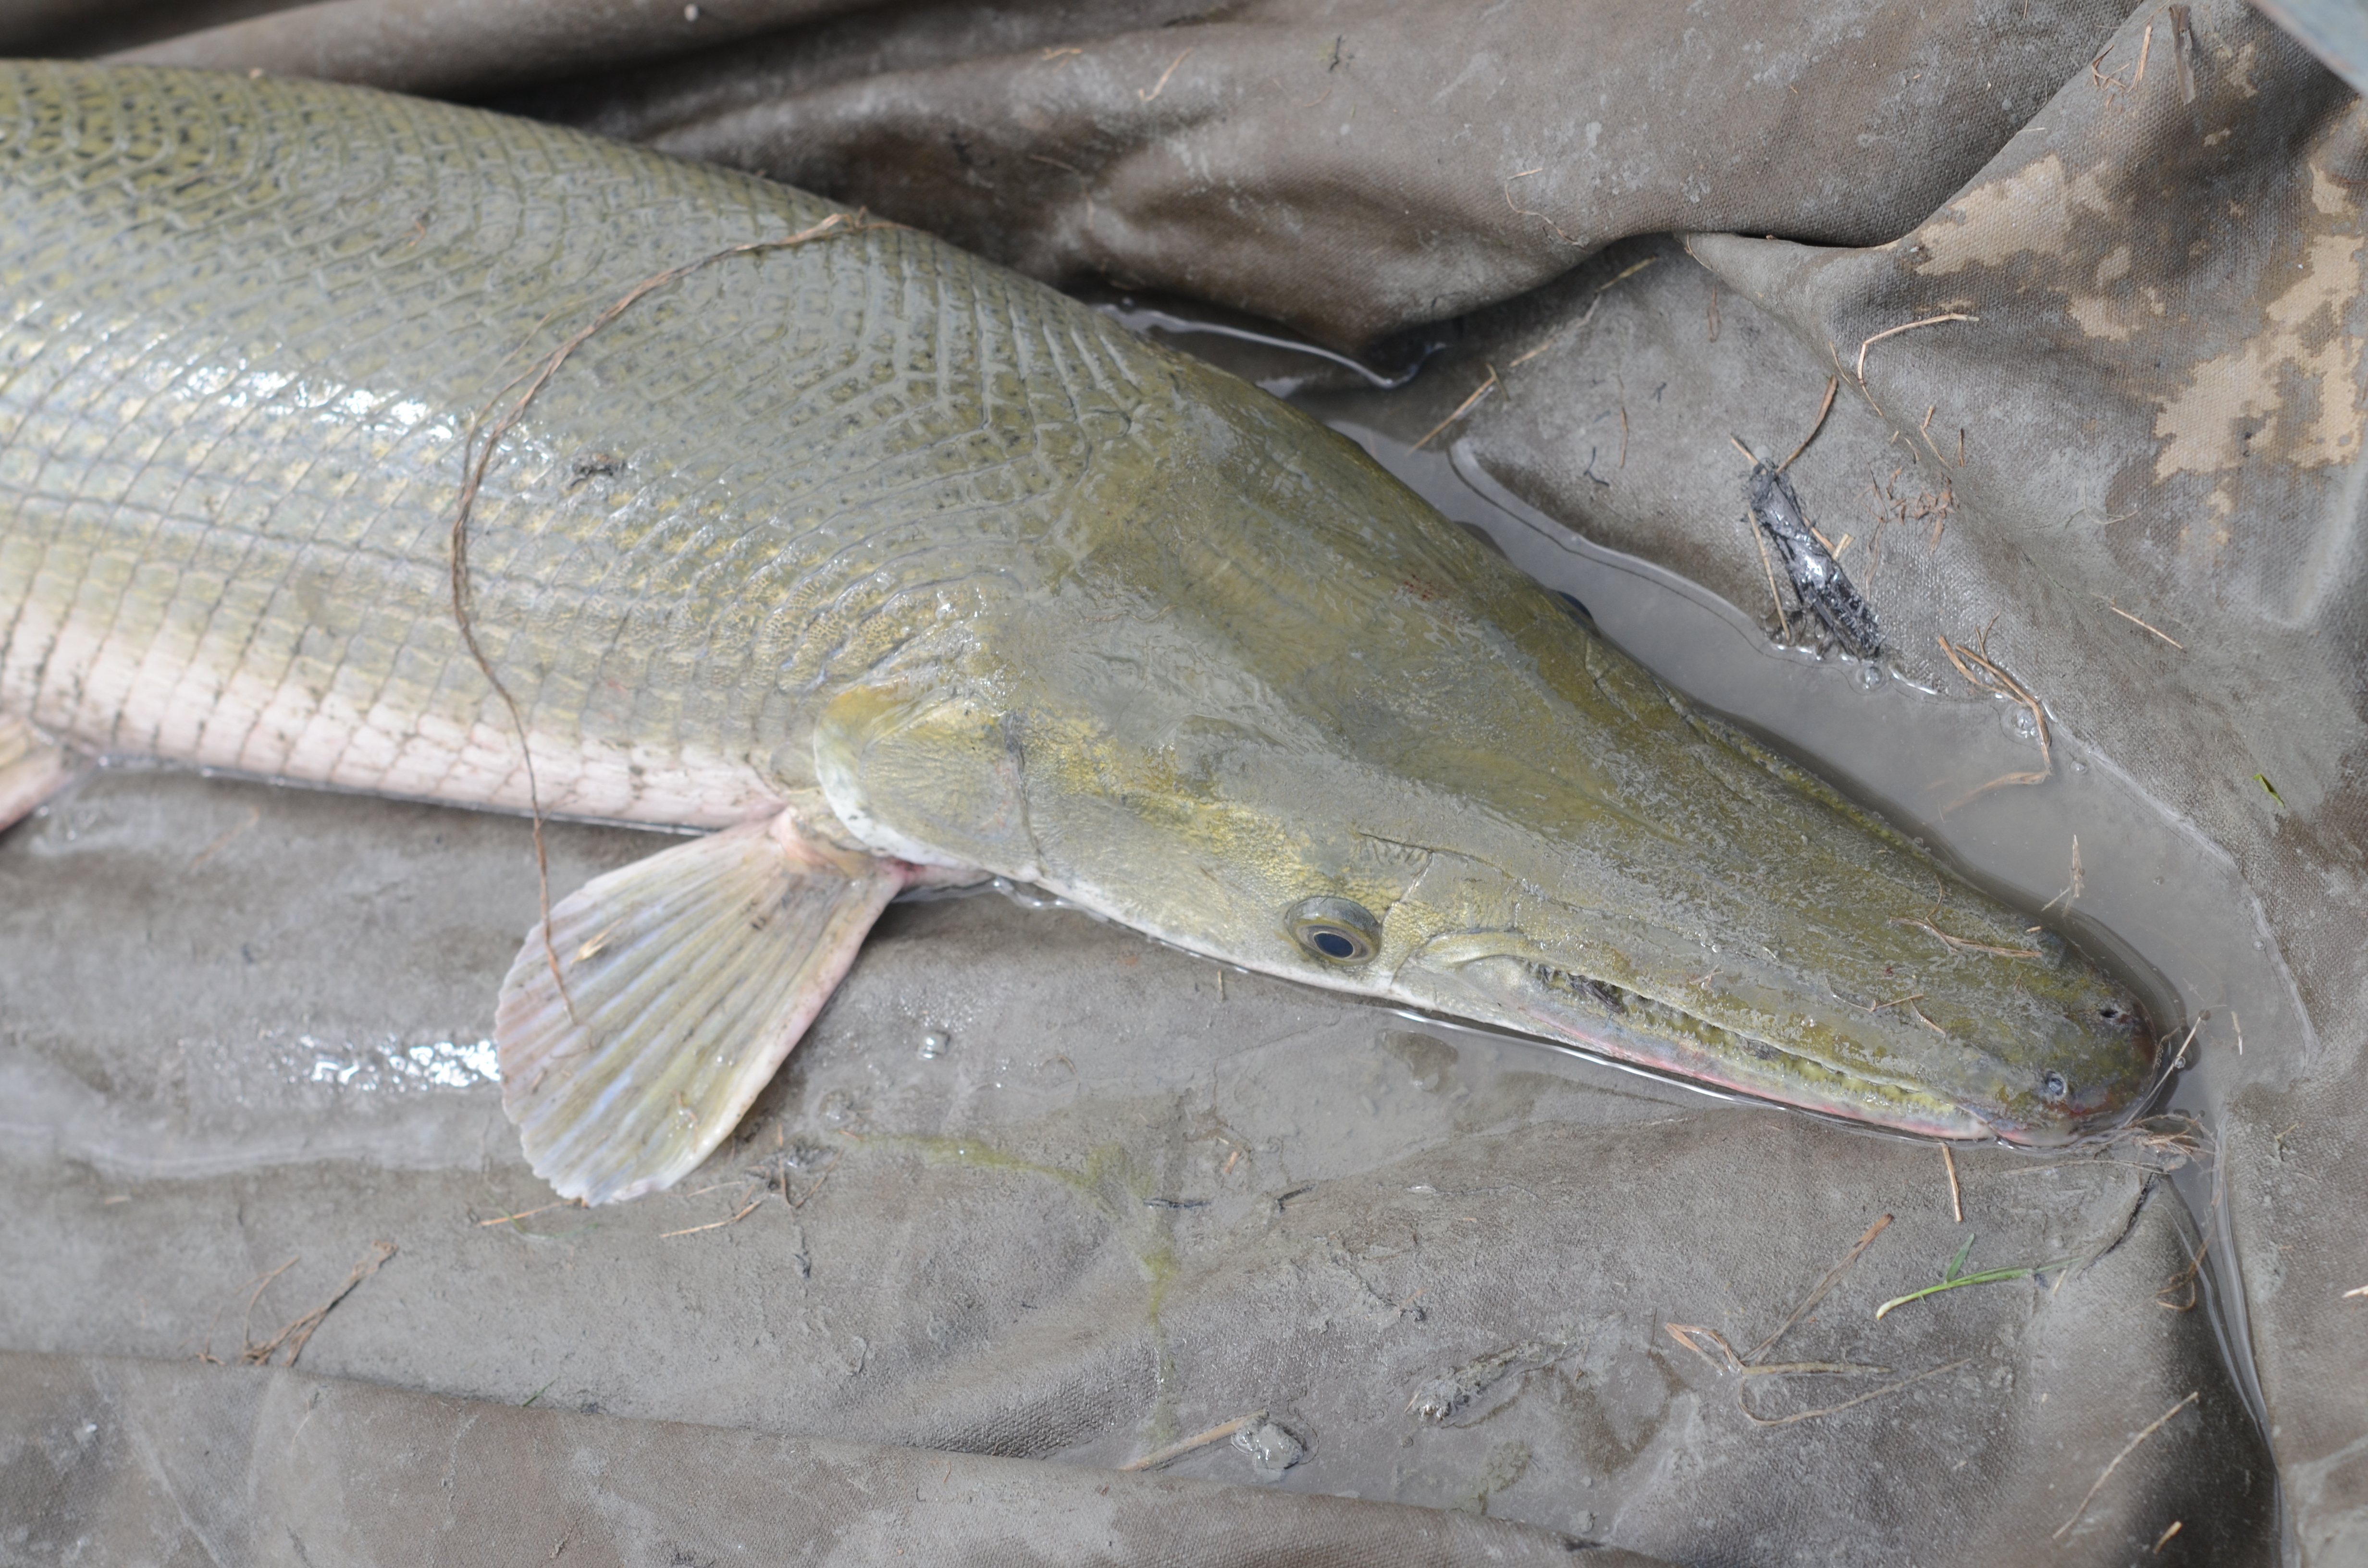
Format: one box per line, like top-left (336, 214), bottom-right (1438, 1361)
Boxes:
top-left (0, 64), bottom-right (2158, 1203)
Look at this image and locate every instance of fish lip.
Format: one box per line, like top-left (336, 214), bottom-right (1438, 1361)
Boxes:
top-left (1399, 944), bottom-right (2003, 1140)
top-left (1508, 995), bottom-right (2000, 1141)
top-left (1396, 937), bottom-right (2144, 1145)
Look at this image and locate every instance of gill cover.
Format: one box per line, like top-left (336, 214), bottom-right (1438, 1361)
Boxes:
top-left (815, 685), bottom-right (1039, 878)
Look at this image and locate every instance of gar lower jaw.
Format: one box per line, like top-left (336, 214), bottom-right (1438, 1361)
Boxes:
top-left (1406, 951), bottom-right (2007, 1142)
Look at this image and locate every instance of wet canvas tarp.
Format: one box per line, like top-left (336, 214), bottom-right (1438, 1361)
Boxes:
top-left (4, 1351), bottom-right (1640, 1566)
top-left (2, 1), bottom-right (2360, 1563)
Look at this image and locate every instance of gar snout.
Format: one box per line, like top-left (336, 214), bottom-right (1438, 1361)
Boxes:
top-left (1396, 924), bottom-right (2160, 1145)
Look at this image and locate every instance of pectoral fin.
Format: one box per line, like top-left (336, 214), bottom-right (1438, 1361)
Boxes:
top-left (495, 809), bottom-right (914, 1205)
top-left (0, 713), bottom-right (82, 834)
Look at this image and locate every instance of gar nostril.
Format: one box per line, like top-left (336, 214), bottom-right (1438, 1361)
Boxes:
top-left (2098, 1005), bottom-right (2121, 1021)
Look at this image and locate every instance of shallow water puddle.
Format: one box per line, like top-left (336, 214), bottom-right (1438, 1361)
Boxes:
top-left (1313, 416), bottom-right (2297, 1458)
top-left (1353, 429), bottom-right (2308, 1076)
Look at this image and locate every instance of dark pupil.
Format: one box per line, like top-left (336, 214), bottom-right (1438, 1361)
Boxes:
top-left (1310, 929), bottom-right (1357, 959)
top-left (2041, 1071), bottom-right (2068, 1101)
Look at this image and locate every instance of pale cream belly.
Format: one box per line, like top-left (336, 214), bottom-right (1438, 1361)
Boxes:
top-left (4, 628), bottom-right (782, 831)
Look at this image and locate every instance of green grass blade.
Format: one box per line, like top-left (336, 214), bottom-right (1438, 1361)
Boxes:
top-left (1874, 1259), bottom-right (2079, 1321)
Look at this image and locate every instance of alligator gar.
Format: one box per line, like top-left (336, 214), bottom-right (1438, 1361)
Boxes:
top-left (0, 64), bottom-right (2159, 1204)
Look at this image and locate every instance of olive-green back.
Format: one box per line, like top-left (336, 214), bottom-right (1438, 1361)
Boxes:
top-left (0, 62), bottom-right (1191, 823)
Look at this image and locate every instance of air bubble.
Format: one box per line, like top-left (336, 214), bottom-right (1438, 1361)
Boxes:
top-left (919, 1029), bottom-right (950, 1059)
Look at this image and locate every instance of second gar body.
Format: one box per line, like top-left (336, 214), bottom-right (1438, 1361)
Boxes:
top-left (0, 64), bottom-right (2159, 1203)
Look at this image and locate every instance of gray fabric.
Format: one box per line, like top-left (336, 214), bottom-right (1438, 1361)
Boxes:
top-left (0, 1351), bottom-right (1632, 1565)
top-left (1323, 3), bottom-right (2364, 1556)
top-left (0, 772), bottom-right (2275, 1566)
top-left (101, 0), bottom-right (881, 94)
top-left (109, 0), bottom-right (2137, 349)
top-left (9, 0), bottom-right (2364, 1562)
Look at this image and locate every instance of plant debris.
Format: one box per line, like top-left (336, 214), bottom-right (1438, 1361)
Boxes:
top-left (2053, 1391), bottom-right (2199, 1540)
top-left (1873, 1235), bottom-right (2076, 1321)
top-left (1122, 1409), bottom-right (1265, 1471)
top-left (240, 1241), bottom-right (398, 1368)
top-left (2103, 600), bottom-right (2184, 649)
top-left (1932, 632), bottom-right (2054, 812)
top-left (1664, 1214), bottom-right (1969, 1425)
top-left (1406, 1340), bottom-right (1567, 1423)
top-left (1854, 312), bottom-right (1978, 384)
top-left (1739, 452), bottom-right (1883, 657)
top-left (1749, 1213), bottom-right (1892, 1361)
top-left (1891, 908), bottom-right (2041, 960)
top-left (1780, 376), bottom-right (1841, 472)
top-left (1411, 366), bottom-right (1499, 450)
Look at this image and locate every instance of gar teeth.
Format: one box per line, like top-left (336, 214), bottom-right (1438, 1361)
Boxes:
top-left (1533, 961), bottom-right (1788, 1070)
top-left (1531, 962), bottom-right (1629, 1012)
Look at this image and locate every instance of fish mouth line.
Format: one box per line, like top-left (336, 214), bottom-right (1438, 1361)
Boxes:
top-left (1500, 959), bottom-right (2003, 1141)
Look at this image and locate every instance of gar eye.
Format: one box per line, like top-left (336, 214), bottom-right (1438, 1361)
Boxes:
top-left (1285, 896), bottom-right (1380, 965)
top-left (2040, 1070), bottom-right (2069, 1103)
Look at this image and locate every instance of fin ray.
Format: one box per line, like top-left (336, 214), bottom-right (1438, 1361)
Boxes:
top-left (496, 810), bottom-right (912, 1204)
